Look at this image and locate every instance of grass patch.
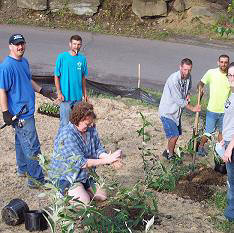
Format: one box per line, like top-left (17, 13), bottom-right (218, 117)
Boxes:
top-left (211, 217), bottom-right (234, 233)
top-left (213, 191), bottom-right (227, 211)
top-left (208, 191), bottom-right (234, 233)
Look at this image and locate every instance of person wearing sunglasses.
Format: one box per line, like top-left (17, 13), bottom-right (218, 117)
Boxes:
top-left (221, 62), bottom-right (234, 221)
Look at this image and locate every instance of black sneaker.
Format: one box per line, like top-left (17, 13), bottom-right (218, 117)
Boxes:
top-left (162, 150), bottom-right (175, 160)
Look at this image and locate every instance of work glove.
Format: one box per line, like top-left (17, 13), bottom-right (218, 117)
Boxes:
top-left (2, 110), bottom-right (14, 125)
top-left (39, 88), bottom-right (56, 101)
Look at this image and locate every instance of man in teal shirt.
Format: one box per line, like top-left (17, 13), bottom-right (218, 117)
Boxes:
top-left (54, 35), bottom-right (88, 129)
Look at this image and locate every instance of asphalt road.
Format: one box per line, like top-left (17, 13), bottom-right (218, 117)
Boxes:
top-left (0, 24), bottom-right (233, 91)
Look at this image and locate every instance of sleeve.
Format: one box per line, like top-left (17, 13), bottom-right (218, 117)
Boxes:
top-left (168, 77), bottom-right (187, 108)
top-left (56, 133), bottom-right (88, 170)
top-left (201, 70), bottom-right (210, 85)
top-left (0, 66), bottom-right (13, 91)
top-left (54, 54), bottom-right (62, 77)
top-left (93, 128), bottom-right (106, 158)
top-left (82, 56), bottom-right (88, 78)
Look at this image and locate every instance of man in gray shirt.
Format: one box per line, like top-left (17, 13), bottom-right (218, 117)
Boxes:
top-left (159, 58), bottom-right (200, 160)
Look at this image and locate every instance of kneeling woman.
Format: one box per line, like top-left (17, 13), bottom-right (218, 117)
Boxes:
top-left (49, 102), bottom-right (122, 205)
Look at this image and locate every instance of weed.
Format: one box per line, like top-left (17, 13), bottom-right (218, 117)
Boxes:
top-left (137, 112), bottom-right (192, 192)
top-left (214, 191), bottom-right (227, 211)
top-left (213, 0), bottom-right (234, 37)
top-left (6, 18), bottom-right (17, 24)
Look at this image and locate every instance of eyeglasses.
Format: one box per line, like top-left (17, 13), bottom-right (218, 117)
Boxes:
top-left (227, 74), bottom-right (234, 78)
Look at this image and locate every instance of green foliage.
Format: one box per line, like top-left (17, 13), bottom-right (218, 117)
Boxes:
top-left (213, 0), bottom-right (234, 37)
top-left (211, 217), bottom-right (234, 233)
top-left (137, 112), bottom-right (153, 142)
top-left (213, 191), bottom-right (227, 211)
top-left (38, 151), bottom-right (157, 233)
top-left (84, 183), bottom-right (157, 233)
top-left (137, 112), bottom-right (191, 192)
top-left (210, 191), bottom-right (234, 233)
top-left (38, 102), bottom-right (60, 117)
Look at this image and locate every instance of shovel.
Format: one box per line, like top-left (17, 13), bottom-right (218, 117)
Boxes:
top-left (0, 104), bottom-right (29, 129)
top-left (192, 86), bottom-right (202, 165)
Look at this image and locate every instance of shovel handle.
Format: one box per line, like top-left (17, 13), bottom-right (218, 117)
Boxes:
top-left (192, 86), bottom-right (202, 165)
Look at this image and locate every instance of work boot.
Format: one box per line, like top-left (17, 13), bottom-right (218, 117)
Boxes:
top-left (197, 147), bottom-right (207, 157)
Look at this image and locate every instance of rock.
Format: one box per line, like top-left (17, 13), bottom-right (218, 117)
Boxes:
top-left (68, 0), bottom-right (101, 16)
top-left (132, 0), bottom-right (167, 18)
top-left (173, 0), bottom-right (185, 12)
top-left (187, 6), bottom-right (220, 24)
top-left (49, 0), bottom-right (101, 15)
top-left (49, 0), bottom-right (67, 12)
top-left (17, 0), bottom-right (47, 10)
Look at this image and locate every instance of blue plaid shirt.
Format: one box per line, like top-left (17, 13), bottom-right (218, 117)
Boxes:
top-left (49, 122), bottom-right (106, 183)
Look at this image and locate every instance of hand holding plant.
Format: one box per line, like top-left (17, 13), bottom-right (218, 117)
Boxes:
top-left (105, 149), bottom-right (122, 165)
top-left (111, 160), bottom-right (124, 169)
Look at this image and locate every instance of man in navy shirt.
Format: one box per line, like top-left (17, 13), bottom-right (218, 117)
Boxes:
top-left (0, 34), bottom-right (51, 188)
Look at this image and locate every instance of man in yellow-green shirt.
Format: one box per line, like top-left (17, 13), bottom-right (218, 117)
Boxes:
top-left (197, 54), bottom-right (230, 156)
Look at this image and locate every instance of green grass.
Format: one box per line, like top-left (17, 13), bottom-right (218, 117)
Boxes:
top-left (207, 191), bottom-right (234, 233)
top-left (213, 191), bottom-right (227, 211)
top-left (211, 217), bottom-right (234, 233)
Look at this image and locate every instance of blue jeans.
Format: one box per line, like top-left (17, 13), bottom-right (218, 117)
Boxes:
top-left (205, 110), bottom-right (224, 134)
top-left (59, 101), bottom-right (80, 129)
top-left (224, 141), bottom-right (234, 221)
top-left (160, 117), bottom-right (182, 139)
top-left (14, 117), bottom-right (44, 184)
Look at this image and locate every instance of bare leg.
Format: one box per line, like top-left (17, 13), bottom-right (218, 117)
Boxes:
top-left (86, 185), bottom-right (107, 202)
top-left (68, 183), bottom-right (91, 206)
top-left (199, 135), bottom-right (208, 147)
top-left (168, 136), bottom-right (179, 155)
top-left (218, 132), bottom-right (223, 142)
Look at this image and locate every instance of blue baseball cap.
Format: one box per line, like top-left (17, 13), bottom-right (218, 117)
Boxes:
top-left (9, 34), bottom-right (25, 45)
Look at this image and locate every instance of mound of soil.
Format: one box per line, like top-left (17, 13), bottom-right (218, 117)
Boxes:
top-left (173, 167), bottom-right (227, 202)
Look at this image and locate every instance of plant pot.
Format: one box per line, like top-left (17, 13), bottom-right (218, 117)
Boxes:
top-left (1, 199), bottom-right (29, 226)
top-left (24, 210), bottom-right (48, 232)
top-left (214, 161), bottom-right (227, 175)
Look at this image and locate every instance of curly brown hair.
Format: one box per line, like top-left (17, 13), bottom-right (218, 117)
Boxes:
top-left (70, 102), bottom-right (96, 126)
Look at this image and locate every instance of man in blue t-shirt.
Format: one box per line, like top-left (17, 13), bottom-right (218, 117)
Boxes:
top-left (0, 34), bottom-right (52, 188)
top-left (54, 35), bottom-right (88, 129)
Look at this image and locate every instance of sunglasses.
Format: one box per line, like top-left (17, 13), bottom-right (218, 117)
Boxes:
top-left (227, 74), bottom-right (234, 78)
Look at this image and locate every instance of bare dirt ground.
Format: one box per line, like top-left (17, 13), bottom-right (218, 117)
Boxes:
top-left (0, 94), bottom-right (228, 233)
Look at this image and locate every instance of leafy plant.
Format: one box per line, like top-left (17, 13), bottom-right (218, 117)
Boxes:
top-left (38, 102), bottom-right (60, 117)
top-left (38, 151), bottom-right (158, 233)
top-left (213, 0), bottom-right (234, 37)
top-left (137, 112), bottom-right (191, 192)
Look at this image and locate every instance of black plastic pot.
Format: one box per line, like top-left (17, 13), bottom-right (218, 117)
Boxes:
top-left (214, 161), bottom-right (227, 175)
top-left (24, 210), bottom-right (48, 232)
top-left (1, 199), bottom-right (29, 226)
